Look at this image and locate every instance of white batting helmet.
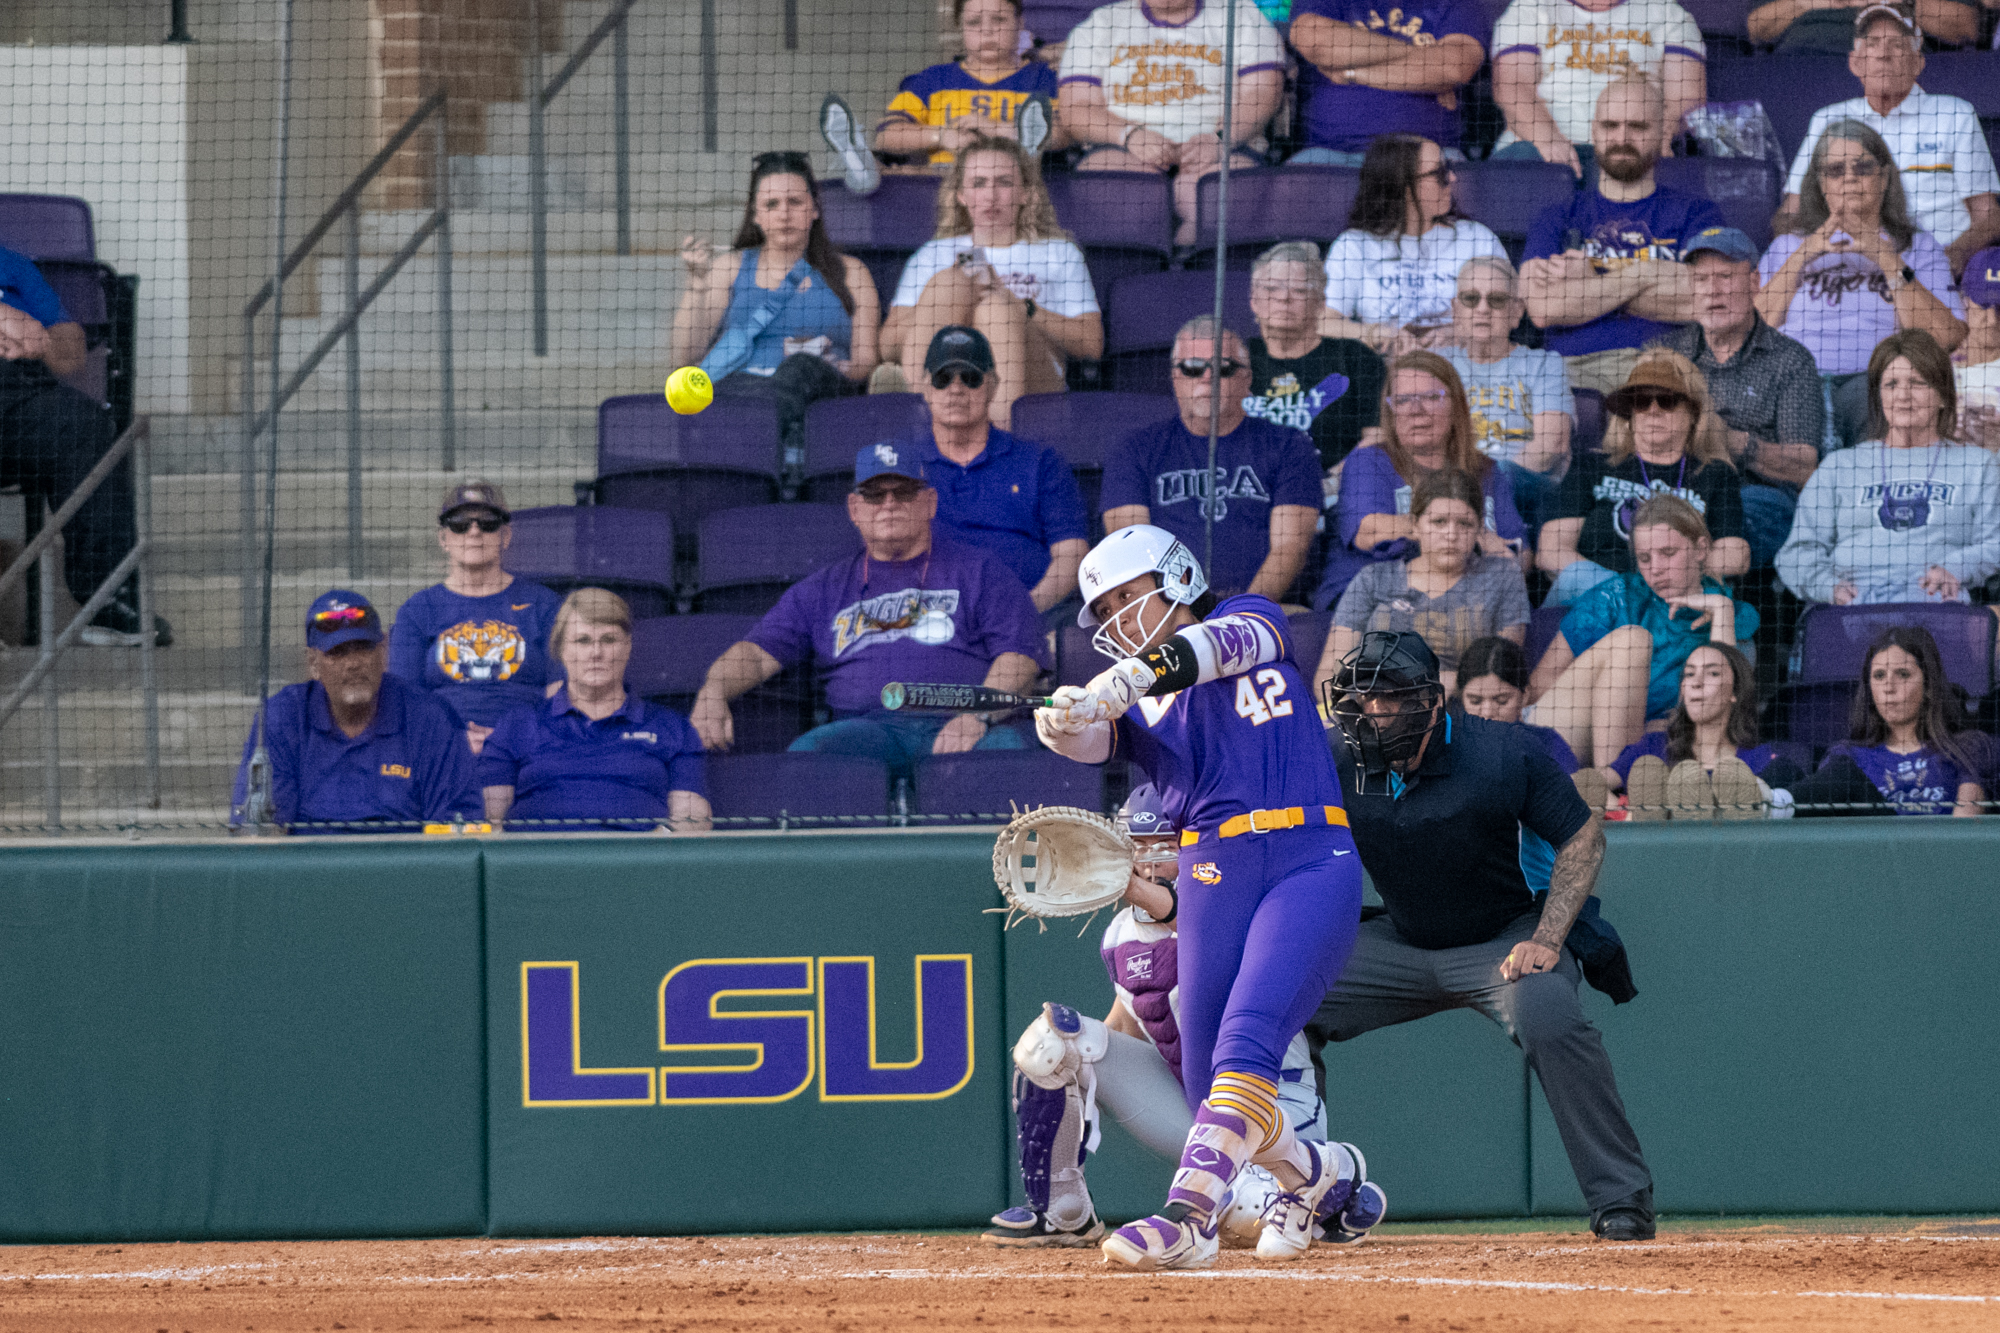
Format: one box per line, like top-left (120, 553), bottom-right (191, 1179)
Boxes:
top-left (1076, 525), bottom-right (1208, 659)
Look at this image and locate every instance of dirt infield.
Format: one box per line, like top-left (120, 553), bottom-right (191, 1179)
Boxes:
top-left (5, 1221), bottom-right (1998, 1333)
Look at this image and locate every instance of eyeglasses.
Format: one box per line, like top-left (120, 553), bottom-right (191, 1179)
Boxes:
top-left (855, 483), bottom-right (924, 505)
top-left (930, 367), bottom-right (985, 390)
top-left (1456, 291), bottom-right (1511, 310)
top-left (1418, 166), bottom-right (1456, 186)
top-left (1252, 282), bottom-right (1317, 299)
top-left (312, 606), bottom-right (372, 628)
top-left (1387, 389), bottom-right (1450, 410)
top-left (1176, 358), bottom-right (1246, 379)
top-left (1624, 389), bottom-right (1689, 413)
top-left (1820, 160), bottom-right (1883, 181)
top-left (443, 516), bottom-right (506, 534)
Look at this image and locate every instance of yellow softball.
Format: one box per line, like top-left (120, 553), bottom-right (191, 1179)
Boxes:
top-left (664, 366), bottom-right (714, 415)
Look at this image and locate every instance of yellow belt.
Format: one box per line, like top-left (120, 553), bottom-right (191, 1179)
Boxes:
top-left (1180, 805), bottom-right (1349, 846)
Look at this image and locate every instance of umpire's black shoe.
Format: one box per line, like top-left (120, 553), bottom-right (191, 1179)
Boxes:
top-left (1593, 1211), bottom-right (1656, 1242)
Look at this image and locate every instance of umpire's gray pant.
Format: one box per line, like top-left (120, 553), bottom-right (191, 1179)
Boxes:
top-left (1304, 911), bottom-right (1653, 1223)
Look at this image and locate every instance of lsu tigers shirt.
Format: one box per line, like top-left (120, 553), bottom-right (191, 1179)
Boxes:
top-left (387, 579), bottom-right (566, 727)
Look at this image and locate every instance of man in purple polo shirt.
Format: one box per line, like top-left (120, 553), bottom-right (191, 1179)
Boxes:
top-left (1286, 0), bottom-right (1491, 168)
top-left (1099, 316), bottom-right (1323, 600)
top-left (229, 589), bottom-right (480, 832)
top-left (915, 325), bottom-right (1090, 613)
top-left (689, 442), bottom-right (1049, 778)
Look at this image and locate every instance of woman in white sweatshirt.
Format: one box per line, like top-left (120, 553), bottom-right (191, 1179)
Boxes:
top-left (1776, 330), bottom-right (2000, 606)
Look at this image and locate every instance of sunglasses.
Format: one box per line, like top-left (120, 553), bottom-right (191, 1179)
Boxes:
top-left (855, 483), bottom-right (924, 505)
top-left (930, 367), bottom-right (985, 390)
top-left (312, 606), bottom-right (372, 628)
top-left (1387, 389), bottom-right (1450, 410)
top-left (1456, 291), bottom-right (1511, 310)
top-left (1624, 389), bottom-right (1689, 413)
top-left (1820, 160), bottom-right (1882, 181)
top-left (1176, 358), bottom-right (1246, 379)
top-left (1418, 166), bottom-right (1456, 185)
top-left (443, 516), bottom-right (507, 534)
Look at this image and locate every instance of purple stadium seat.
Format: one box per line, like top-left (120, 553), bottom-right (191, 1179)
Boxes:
top-left (1287, 609), bottom-right (1333, 684)
top-left (1677, 0), bottom-right (1749, 40)
top-left (1045, 170), bottom-right (1175, 309)
top-left (0, 194), bottom-right (95, 261)
top-left (1104, 271), bottom-right (1257, 394)
top-left (1654, 158), bottom-right (1780, 250)
top-left (1012, 390), bottom-right (1177, 520)
top-left (595, 395), bottom-right (782, 558)
top-left (1526, 604), bottom-right (1567, 670)
top-left (1765, 739), bottom-right (1816, 778)
top-left (1056, 621), bottom-right (1103, 689)
top-left (1022, 0), bottom-right (1098, 45)
top-left (707, 753), bottom-right (893, 823)
top-left (1450, 161), bottom-right (1578, 259)
top-left (914, 749), bottom-right (1105, 822)
top-left (1795, 603), bottom-right (1996, 696)
top-left (694, 503), bottom-right (860, 614)
top-left (1782, 681), bottom-right (1858, 750)
top-left (503, 506), bottom-right (677, 618)
top-left (1572, 388), bottom-right (1606, 456)
top-left (1189, 167), bottom-right (1360, 270)
top-left (629, 613), bottom-right (811, 753)
top-left (801, 393), bottom-right (929, 502)
top-left (819, 176), bottom-right (941, 303)
top-left (1705, 57), bottom-right (1854, 163)
top-left (1910, 52), bottom-right (2000, 118)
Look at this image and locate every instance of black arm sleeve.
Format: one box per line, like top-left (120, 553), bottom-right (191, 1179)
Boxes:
top-left (1139, 636), bottom-right (1200, 696)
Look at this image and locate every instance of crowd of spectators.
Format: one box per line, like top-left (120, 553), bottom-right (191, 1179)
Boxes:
top-left (237, 0), bottom-right (2000, 831)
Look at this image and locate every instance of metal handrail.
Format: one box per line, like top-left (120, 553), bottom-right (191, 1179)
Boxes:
top-left (238, 90), bottom-right (455, 658)
top-left (529, 0), bottom-right (639, 355)
top-left (0, 417), bottom-right (160, 827)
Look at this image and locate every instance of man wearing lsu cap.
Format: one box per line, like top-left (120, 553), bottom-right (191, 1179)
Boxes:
top-left (1780, 2), bottom-right (2000, 275)
top-left (230, 590), bottom-right (480, 832)
top-left (1955, 247), bottom-right (2000, 451)
top-left (690, 441), bottom-right (1047, 779)
top-left (912, 326), bottom-right (1090, 615)
top-left (1652, 227), bottom-right (1826, 567)
top-left (387, 479), bottom-right (564, 753)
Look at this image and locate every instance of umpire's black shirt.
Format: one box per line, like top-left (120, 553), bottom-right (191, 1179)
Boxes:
top-left (1337, 713), bottom-right (1592, 950)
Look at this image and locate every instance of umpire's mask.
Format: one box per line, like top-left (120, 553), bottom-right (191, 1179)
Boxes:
top-left (1325, 631), bottom-right (1446, 786)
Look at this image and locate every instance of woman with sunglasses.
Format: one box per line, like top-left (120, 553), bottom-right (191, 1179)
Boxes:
top-left (1758, 120), bottom-right (1965, 448)
top-left (387, 480), bottom-right (564, 757)
top-left (881, 135), bottom-right (1101, 426)
top-left (1777, 329), bottom-right (2000, 607)
top-left (1315, 350), bottom-right (1524, 609)
top-left (1538, 350), bottom-right (1748, 606)
top-left (671, 154), bottom-right (880, 446)
top-left (1320, 134), bottom-right (1505, 356)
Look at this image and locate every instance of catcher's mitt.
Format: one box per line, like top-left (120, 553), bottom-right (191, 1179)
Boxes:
top-left (990, 805), bottom-right (1136, 932)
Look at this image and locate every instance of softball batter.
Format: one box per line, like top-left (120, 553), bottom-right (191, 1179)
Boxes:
top-left (1036, 524), bottom-right (1370, 1270)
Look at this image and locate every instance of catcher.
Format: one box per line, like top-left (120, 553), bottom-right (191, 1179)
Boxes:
top-left (985, 785), bottom-right (1386, 1251)
top-left (1030, 524), bottom-right (1370, 1270)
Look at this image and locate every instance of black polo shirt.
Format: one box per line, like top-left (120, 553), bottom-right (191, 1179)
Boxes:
top-left (1338, 714), bottom-right (1591, 951)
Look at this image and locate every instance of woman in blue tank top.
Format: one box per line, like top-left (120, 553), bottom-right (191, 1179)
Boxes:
top-left (670, 154), bottom-right (880, 441)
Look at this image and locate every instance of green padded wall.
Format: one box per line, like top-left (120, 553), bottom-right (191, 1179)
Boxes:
top-left (0, 842), bottom-right (486, 1241)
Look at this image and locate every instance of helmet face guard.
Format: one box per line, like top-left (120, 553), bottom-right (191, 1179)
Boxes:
top-left (1324, 631), bottom-right (1446, 785)
top-left (1091, 583), bottom-right (1179, 661)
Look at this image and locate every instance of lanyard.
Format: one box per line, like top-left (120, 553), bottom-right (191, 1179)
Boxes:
top-left (1636, 453), bottom-right (1687, 495)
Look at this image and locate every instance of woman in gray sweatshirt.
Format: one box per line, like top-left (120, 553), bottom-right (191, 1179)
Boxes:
top-left (1777, 331), bottom-right (2000, 605)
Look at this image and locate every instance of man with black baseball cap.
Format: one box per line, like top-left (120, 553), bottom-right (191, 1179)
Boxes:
top-left (230, 588), bottom-right (480, 832)
top-left (914, 325), bottom-right (1090, 614)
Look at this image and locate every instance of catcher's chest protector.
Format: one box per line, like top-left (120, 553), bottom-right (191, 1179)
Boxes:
top-left (1103, 918), bottom-right (1183, 1083)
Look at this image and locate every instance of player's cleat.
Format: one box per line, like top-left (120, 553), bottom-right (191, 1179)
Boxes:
top-left (1321, 1179), bottom-right (1388, 1244)
top-left (1101, 1212), bottom-right (1220, 1271)
top-left (984, 1205), bottom-right (1104, 1247)
top-left (1017, 94), bottom-right (1053, 156)
top-left (1255, 1140), bottom-right (1350, 1261)
top-left (1215, 1166), bottom-right (1281, 1249)
top-left (818, 93), bottom-right (880, 196)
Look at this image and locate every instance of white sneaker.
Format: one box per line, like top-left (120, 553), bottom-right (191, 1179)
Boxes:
top-left (1101, 1212), bottom-right (1219, 1271)
top-left (1255, 1141), bottom-right (1349, 1261)
top-left (819, 92), bottom-right (880, 196)
top-left (1017, 93), bottom-right (1053, 156)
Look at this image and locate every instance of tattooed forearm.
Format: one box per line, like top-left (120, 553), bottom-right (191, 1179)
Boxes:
top-left (1534, 818), bottom-right (1604, 951)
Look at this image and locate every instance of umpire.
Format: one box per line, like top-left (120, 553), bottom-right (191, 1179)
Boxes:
top-left (1313, 631), bottom-right (1654, 1241)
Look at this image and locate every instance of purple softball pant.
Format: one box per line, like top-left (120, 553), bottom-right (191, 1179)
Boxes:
top-left (1173, 824), bottom-right (1363, 1115)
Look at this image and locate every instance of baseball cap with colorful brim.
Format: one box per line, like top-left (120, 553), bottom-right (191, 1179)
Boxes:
top-left (438, 477), bottom-right (511, 522)
top-left (306, 589), bottom-right (385, 652)
top-left (1962, 248), bottom-right (2000, 308)
top-left (854, 441), bottom-right (927, 486)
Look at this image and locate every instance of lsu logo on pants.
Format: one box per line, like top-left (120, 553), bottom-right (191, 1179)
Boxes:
top-left (520, 956), bottom-right (974, 1108)
top-left (1192, 862), bottom-right (1221, 884)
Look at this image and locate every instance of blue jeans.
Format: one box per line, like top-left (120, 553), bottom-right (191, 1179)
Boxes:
top-left (1289, 145), bottom-right (1466, 169)
top-left (1740, 483), bottom-right (1798, 569)
top-left (1547, 557), bottom-right (1618, 607)
top-left (1500, 459), bottom-right (1562, 538)
top-left (789, 708), bottom-right (1027, 780)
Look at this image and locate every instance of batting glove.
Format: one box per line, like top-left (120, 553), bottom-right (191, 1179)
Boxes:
top-left (1085, 658), bottom-right (1154, 721)
top-left (1036, 685), bottom-right (1107, 736)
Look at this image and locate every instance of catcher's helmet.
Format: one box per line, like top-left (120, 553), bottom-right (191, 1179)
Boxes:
top-left (1077, 525), bottom-right (1208, 660)
top-left (1324, 631), bottom-right (1446, 784)
top-left (1120, 783), bottom-right (1180, 870)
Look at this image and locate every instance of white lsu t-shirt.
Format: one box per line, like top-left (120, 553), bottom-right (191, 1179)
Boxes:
top-left (1323, 220), bottom-right (1507, 329)
top-left (1491, 0), bottom-right (1705, 147)
top-left (1059, 0), bottom-right (1286, 144)
top-left (891, 236), bottom-right (1101, 316)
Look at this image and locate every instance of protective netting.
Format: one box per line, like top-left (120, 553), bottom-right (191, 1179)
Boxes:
top-left (0, 0), bottom-right (1996, 835)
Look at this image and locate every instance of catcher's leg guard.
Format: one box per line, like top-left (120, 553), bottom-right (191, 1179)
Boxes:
top-left (1010, 1071), bottom-right (1096, 1233)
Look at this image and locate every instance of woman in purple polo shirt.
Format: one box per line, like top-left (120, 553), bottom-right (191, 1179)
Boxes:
top-left (478, 589), bottom-right (712, 833)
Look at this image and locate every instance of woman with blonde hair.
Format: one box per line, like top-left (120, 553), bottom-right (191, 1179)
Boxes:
top-left (477, 588), bottom-right (712, 834)
top-left (880, 134), bottom-right (1103, 425)
top-left (1316, 349), bottom-right (1525, 608)
top-left (1539, 348), bottom-right (1749, 606)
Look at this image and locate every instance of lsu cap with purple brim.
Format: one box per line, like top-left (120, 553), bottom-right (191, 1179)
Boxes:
top-left (306, 588), bottom-right (384, 652)
top-left (854, 440), bottom-right (927, 486)
top-left (1962, 248), bottom-right (2000, 308)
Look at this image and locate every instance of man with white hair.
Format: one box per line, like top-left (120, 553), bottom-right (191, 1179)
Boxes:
top-left (1779, 2), bottom-right (2000, 274)
top-left (1440, 255), bottom-right (1574, 529)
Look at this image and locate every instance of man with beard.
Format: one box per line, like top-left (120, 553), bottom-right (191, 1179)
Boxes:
top-left (1520, 75), bottom-right (1725, 395)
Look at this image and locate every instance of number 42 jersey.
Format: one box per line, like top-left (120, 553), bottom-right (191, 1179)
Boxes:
top-left (1108, 594), bottom-right (1347, 835)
